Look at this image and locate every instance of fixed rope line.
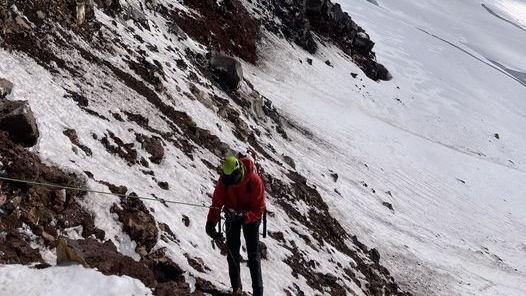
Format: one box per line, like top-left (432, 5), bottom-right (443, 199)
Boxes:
top-left (0, 175), bottom-right (217, 209)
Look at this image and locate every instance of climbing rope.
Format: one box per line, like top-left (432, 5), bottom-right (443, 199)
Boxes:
top-left (0, 175), bottom-right (217, 209)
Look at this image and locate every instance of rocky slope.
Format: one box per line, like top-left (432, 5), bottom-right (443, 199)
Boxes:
top-left (1, 0), bottom-right (405, 295)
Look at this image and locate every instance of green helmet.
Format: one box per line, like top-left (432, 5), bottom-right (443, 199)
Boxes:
top-left (223, 156), bottom-right (240, 175)
top-left (222, 156), bottom-right (244, 185)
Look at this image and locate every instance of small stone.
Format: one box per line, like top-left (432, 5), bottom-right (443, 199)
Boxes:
top-left (330, 173), bottom-right (338, 182)
top-left (136, 246), bottom-right (148, 257)
top-left (158, 181), bottom-right (169, 190)
top-left (41, 231), bottom-right (56, 243)
top-left (307, 58), bottom-right (313, 65)
top-left (350, 73), bottom-right (358, 78)
top-left (36, 11), bottom-right (46, 20)
top-left (382, 202), bottom-right (394, 211)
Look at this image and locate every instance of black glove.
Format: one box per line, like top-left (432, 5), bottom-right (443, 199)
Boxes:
top-left (225, 209), bottom-right (244, 224)
top-left (205, 222), bottom-right (223, 240)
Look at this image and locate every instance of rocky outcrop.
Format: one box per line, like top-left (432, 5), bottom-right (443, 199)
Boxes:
top-left (0, 132), bottom-right (102, 263)
top-left (270, 0), bottom-right (392, 81)
top-left (0, 100), bottom-right (39, 147)
top-left (306, 0), bottom-right (361, 53)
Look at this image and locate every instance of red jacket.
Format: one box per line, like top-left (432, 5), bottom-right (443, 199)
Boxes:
top-left (207, 156), bottom-right (265, 225)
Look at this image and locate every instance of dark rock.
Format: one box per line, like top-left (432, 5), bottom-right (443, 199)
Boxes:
top-left (208, 52), bottom-right (243, 92)
top-left (382, 202), bottom-right (394, 211)
top-left (0, 100), bottom-right (39, 147)
top-left (330, 173), bottom-right (339, 182)
top-left (143, 248), bottom-right (185, 283)
top-left (351, 72), bottom-right (358, 78)
top-left (260, 241), bottom-right (268, 260)
top-left (268, 231), bottom-right (285, 244)
top-left (140, 156), bottom-right (149, 167)
top-left (353, 32), bottom-right (375, 54)
top-left (68, 238), bottom-right (156, 287)
top-left (155, 281), bottom-right (191, 296)
top-left (167, 22), bottom-right (187, 40)
top-left (325, 60), bottom-right (332, 66)
top-left (172, 0), bottom-right (259, 63)
top-left (127, 56), bottom-right (164, 90)
top-left (494, 133), bottom-right (500, 139)
top-left (103, 182), bottom-right (127, 195)
top-left (370, 248), bottom-right (380, 265)
top-left (182, 215), bottom-right (190, 227)
top-left (100, 131), bottom-right (137, 165)
top-left (112, 112), bottom-right (124, 121)
top-left (274, 0), bottom-right (317, 54)
top-left (158, 181), bottom-right (169, 190)
top-left (307, 58), bottom-right (313, 65)
top-left (0, 231), bottom-right (43, 264)
top-left (185, 253), bottom-right (207, 272)
top-left (283, 155), bottom-right (296, 169)
top-left (353, 55), bottom-right (391, 81)
top-left (0, 78), bottom-right (14, 98)
top-left (111, 196), bottom-right (158, 253)
top-left (144, 137), bottom-right (164, 164)
top-left (63, 128), bottom-right (93, 156)
top-left (376, 63), bottom-right (392, 81)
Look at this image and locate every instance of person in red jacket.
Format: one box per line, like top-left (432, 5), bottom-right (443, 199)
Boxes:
top-left (206, 155), bottom-right (265, 296)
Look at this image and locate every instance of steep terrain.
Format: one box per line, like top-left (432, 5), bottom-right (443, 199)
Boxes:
top-left (2, 0), bottom-right (526, 295)
top-left (0, 0), bottom-right (407, 295)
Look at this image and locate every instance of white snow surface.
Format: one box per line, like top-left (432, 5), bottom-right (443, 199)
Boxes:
top-left (0, 264), bottom-right (152, 296)
top-left (1, 0), bottom-right (526, 295)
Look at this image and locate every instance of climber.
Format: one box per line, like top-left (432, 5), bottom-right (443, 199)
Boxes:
top-left (206, 154), bottom-right (265, 296)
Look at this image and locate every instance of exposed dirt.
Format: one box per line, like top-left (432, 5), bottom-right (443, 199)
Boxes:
top-left (171, 0), bottom-right (259, 63)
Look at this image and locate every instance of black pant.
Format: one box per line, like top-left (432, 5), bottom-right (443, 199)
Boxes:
top-left (226, 219), bottom-right (264, 296)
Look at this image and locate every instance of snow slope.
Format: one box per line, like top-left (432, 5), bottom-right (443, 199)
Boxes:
top-left (245, 0), bottom-right (526, 295)
top-left (1, 0), bottom-right (526, 295)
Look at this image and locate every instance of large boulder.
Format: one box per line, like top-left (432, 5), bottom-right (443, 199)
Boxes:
top-left (0, 100), bottom-right (39, 147)
top-left (208, 52), bottom-right (244, 92)
top-left (0, 78), bottom-right (13, 98)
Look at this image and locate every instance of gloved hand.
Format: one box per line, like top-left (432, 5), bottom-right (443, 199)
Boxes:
top-left (225, 209), bottom-right (244, 224)
top-left (205, 222), bottom-right (223, 240)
